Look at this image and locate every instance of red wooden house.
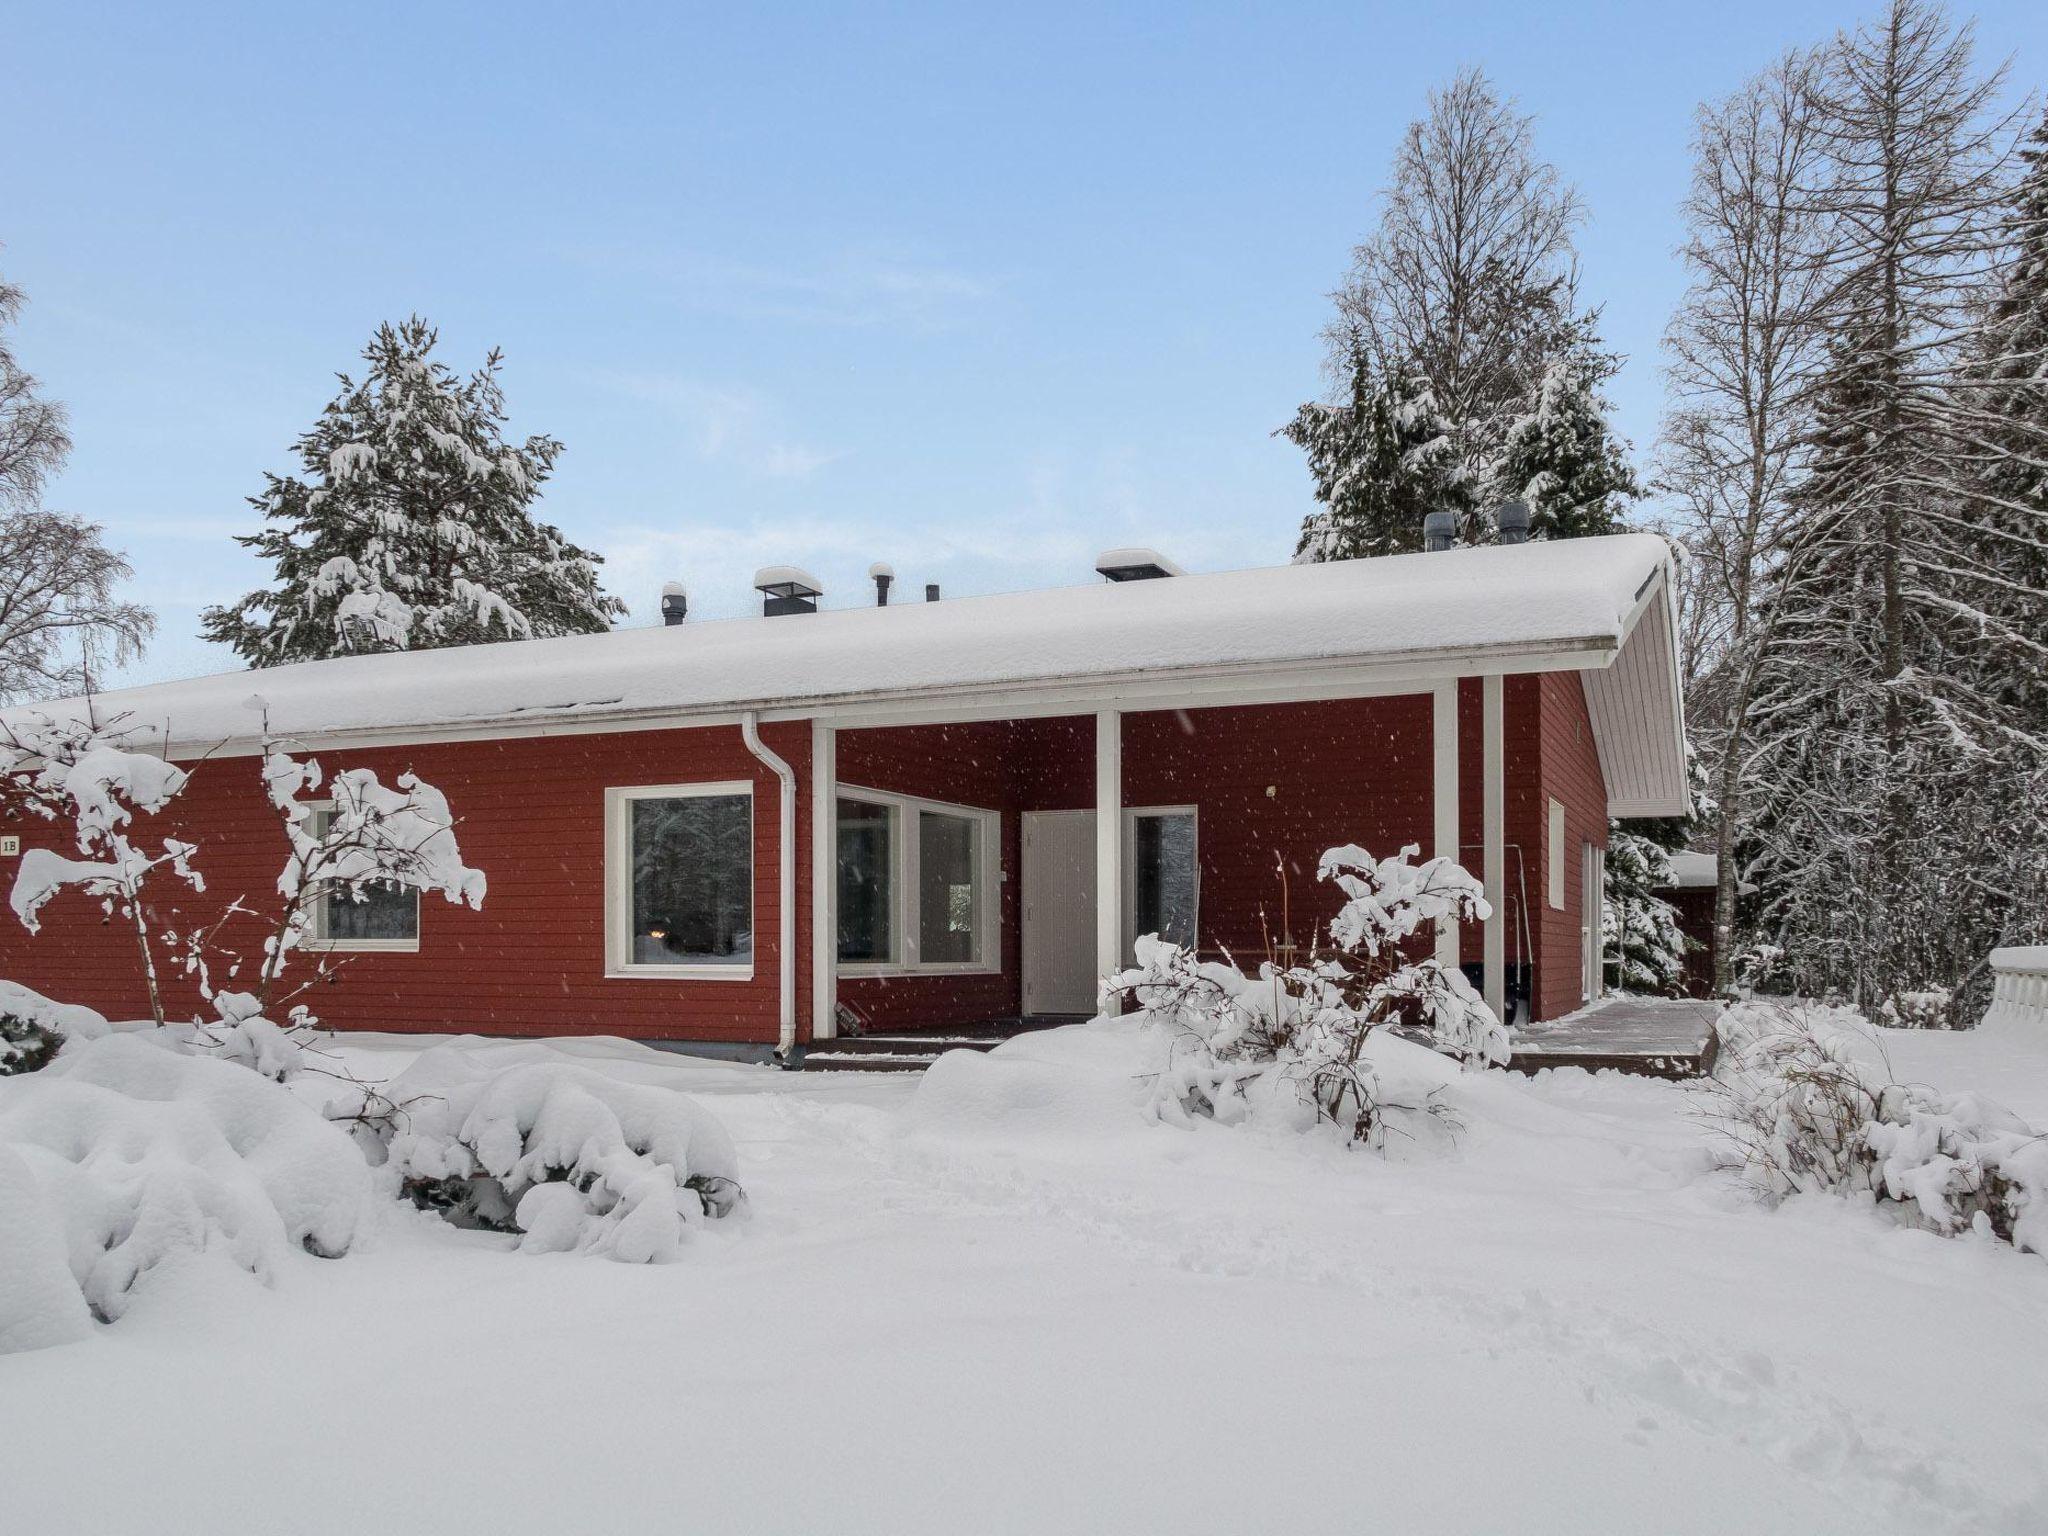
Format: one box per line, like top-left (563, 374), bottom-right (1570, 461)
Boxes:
top-left (0, 534), bottom-right (1687, 1060)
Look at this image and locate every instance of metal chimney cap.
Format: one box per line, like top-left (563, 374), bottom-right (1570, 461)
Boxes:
top-left (1095, 546), bottom-right (1187, 582)
top-left (660, 580), bottom-right (688, 599)
top-left (1497, 500), bottom-right (1532, 545)
top-left (1422, 511), bottom-right (1456, 553)
top-left (752, 564), bottom-right (824, 599)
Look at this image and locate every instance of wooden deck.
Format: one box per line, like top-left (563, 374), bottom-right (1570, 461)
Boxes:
top-left (799, 999), bottom-right (1722, 1078)
top-left (1502, 995), bottom-right (1722, 1080)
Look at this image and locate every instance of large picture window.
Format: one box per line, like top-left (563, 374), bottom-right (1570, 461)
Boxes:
top-left (306, 806), bottom-right (419, 951)
top-left (836, 788), bottom-right (998, 974)
top-left (607, 783), bottom-right (755, 978)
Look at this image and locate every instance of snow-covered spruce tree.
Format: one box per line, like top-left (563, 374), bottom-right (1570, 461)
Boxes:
top-left (1490, 354), bottom-right (1639, 539)
top-left (1743, 2), bottom-right (2045, 1014)
top-left (1603, 751), bottom-right (1708, 996)
top-left (1282, 351), bottom-right (1465, 561)
top-left (200, 318), bottom-right (624, 665)
top-left (1602, 831), bottom-right (1687, 995)
top-left (1952, 103), bottom-right (2048, 964)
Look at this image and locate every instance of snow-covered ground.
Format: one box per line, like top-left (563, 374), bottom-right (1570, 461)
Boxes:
top-left (6, 1017), bottom-right (2048, 1536)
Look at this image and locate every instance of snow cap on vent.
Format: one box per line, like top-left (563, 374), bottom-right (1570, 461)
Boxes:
top-left (754, 565), bottom-right (823, 617)
top-left (1095, 547), bottom-right (1186, 582)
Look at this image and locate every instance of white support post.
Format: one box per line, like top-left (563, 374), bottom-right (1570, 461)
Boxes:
top-left (1432, 682), bottom-right (1460, 970)
top-left (1482, 675), bottom-right (1506, 1023)
top-left (810, 721), bottom-right (837, 1041)
top-left (1095, 708), bottom-right (1124, 995)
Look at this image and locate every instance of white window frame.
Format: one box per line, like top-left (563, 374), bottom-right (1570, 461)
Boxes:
top-left (605, 780), bottom-right (756, 982)
top-left (1547, 798), bottom-right (1567, 911)
top-left (300, 803), bottom-right (421, 954)
top-left (1122, 804), bottom-right (1200, 955)
top-left (836, 784), bottom-right (1002, 978)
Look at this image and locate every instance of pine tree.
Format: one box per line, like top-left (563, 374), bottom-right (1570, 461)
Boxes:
top-left (202, 318), bottom-right (624, 665)
top-left (1491, 355), bottom-right (1639, 539)
top-left (1283, 354), bottom-right (1465, 561)
top-left (1602, 831), bottom-right (1688, 994)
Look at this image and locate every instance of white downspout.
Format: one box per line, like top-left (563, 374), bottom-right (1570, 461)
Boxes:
top-left (740, 710), bottom-right (799, 1061)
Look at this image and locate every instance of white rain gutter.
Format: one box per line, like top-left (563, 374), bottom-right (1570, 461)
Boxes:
top-left (739, 710), bottom-right (798, 1061)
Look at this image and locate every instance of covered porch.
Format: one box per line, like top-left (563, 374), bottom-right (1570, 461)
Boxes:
top-left (802, 675), bottom-right (1547, 1050)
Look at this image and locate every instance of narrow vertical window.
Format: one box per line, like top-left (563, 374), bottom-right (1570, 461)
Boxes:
top-left (1547, 798), bottom-right (1567, 910)
top-left (837, 797), bottom-right (897, 963)
top-left (1130, 809), bottom-right (1197, 947)
top-left (918, 809), bottom-right (982, 965)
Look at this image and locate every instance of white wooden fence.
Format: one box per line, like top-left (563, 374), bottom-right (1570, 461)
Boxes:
top-left (1984, 946), bottom-right (2048, 1029)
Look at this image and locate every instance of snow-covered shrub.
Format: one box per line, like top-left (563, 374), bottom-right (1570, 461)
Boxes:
top-left (248, 744), bottom-right (486, 1015)
top-left (0, 1011), bottom-right (60, 1076)
top-left (1709, 1004), bottom-right (2048, 1254)
top-left (0, 980), bottom-right (111, 1077)
top-left (0, 978), bottom-right (111, 1045)
top-left (373, 1048), bottom-right (743, 1262)
top-left (1108, 843), bottom-right (1506, 1146)
top-left (1, 712), bottom-right (203, 1027)
top-left (188, 991), bottom-right (317, 1083)
top-left (1879, 986), bottom-right (1957, 1032)
top-left (0, 1033), bottom-right (373, 1347)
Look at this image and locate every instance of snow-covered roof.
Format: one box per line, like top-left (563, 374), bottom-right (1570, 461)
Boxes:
top-left (9, 535), bottom-right (1687, 812)
top-left (1661, 852), bottom-right (1758, 894)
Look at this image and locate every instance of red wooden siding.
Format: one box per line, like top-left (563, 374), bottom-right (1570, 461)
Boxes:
top-left (0, 722), bottom-right (812, 1046)
top-left (1, 679), bottom-right (1607, 1043)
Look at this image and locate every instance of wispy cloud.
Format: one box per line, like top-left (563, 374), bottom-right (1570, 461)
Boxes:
top-left (597, 373), bottom-right (843, 482)
top-left (563, 244), bottom-right (998, 330)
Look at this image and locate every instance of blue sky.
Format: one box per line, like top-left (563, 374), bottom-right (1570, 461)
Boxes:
top-left (6, 0), bottom-right (2045, 689)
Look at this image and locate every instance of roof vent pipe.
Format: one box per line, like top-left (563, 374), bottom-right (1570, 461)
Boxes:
top-left (925, 583), bottom-right (940, 603)
top-left (754, 565), bottom-right (823, 617)
top-left (659, 582), bottom-right (689, 626)
top-left (869, 562), bottom-right (895, 606)
top-left (1497, 500), bottom-right (1531, 546)
top-left (1422, 512), bottom-right (1455, 553)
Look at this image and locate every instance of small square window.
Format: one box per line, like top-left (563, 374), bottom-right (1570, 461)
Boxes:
top-left (308, 807), bottom-right (420, 949)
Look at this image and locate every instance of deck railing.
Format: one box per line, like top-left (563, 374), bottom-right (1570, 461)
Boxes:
top-left (1984, 947), bottom-right (2048, 1030)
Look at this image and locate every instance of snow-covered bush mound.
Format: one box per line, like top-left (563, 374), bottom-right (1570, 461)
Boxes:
top-left (910, 1012), bottom-right (1472, 1156)
top-left (0, 1033), bottom-right (373, 1350)
top-left (1, 980), bottom-right (115, 1078)
top-left (1711, 1003), bottom-right (2048, 1255)
top-left (371, 1047), bottom-right (744, 1263)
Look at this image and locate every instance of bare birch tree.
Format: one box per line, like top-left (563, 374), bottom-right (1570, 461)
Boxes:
top-left (1324, 68), bottom-right (1596, 533)
top-left (1659, 51), bottom-right (1833, 991)
top-left (0, 268), bottom-right (153, 702)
